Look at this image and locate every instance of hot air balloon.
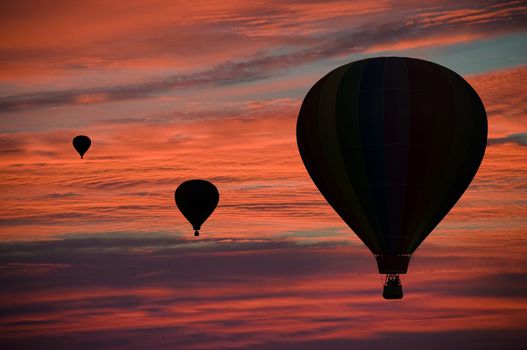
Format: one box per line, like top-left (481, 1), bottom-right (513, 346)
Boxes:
top-left (72, 135), bottom-right (91, 159)
top-left (296, 57), bottom-right (487, 299)
top-left (175, 180), bottom-right (219, 236)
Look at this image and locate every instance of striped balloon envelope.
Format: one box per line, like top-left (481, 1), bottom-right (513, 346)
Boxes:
top-left (296, 57), bottom-right (487, 299)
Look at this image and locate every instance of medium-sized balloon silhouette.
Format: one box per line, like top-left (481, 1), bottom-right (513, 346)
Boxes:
top-left (175, 180), bottom-right (219, 236)
top-left (72, 135), bottom-right (91, 159)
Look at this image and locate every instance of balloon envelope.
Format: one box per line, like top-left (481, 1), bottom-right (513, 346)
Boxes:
top-left (72, 135), bottom-right (91, 159)
top-left (175, 180), bottom-right (219, 236)
top-left (296, 57), bottom-right (487, 276)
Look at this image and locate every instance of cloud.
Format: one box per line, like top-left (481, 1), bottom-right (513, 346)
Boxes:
top-left (2, 329), bottom-right (526, 350)
top-left (0, 63), bottom-right (525, 240)
top-left (488, 133), bottom-right (527, 146)
top-left (0, 235), bottom-right (525, 349)
top-left (0, 61), bottom-right (273, 112)
top-left (41, 192), bottom-right (80, 199)
top-left (467, 65), bottom-right (527, 138)
top-left (410, 1), bottom-right (527, 27)
top-left (225, 331), bottom-right (527, 350)
top-left (0, 136), bottom-right (26, 154)
top-left (1, 0), bottom-right (526, 112)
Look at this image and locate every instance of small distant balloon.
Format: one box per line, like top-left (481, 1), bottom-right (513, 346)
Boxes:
top-left (175, 180), bottom-right (219, 237)
top-left (72, 135), bottom-right (91, 159)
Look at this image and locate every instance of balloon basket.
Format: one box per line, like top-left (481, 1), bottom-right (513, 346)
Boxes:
top-left (383, 274), bottom-right (403, 299)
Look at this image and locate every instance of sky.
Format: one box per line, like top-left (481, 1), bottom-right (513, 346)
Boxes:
top-left (1, 0), bottom-right (526, 349)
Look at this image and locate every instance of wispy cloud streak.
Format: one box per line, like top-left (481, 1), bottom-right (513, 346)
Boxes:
top-left (0, 236), bottom-right (525, 349)
top-left (1, 1), bottom-right (526, 112)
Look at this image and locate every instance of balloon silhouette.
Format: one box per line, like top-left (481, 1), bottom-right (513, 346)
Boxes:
top-left (296, 57), bottom-right (487, 299)
top-left (175, 180), bottom-right (219, 236)
top-left (72, 135), bottom-right (91, 159)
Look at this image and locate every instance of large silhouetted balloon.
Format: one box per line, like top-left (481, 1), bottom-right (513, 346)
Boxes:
top-left (175, 180), bottom-right (219, 237)
top-left (296, 57), bottom-right (487, 299)
top-left (72, 135), bottom-right (91, 159)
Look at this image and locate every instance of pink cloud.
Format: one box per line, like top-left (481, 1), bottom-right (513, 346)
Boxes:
top-left (1, 65), bottom-right (526, 242)
top-left (1, 0), bottom-right (525, 98)
top-left (0, 238), bottom-right (525, 348)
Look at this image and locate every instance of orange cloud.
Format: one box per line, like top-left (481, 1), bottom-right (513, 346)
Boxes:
top-left (367, 33), bottom-right (484, 52)
top-left (412, 1), bottom-right (527, 27)
top-left (1, 65), bottom-right (526, 242)
top-left (1, 0), bottom-right (525, 92)
top-left (467, 65), bottom-right (527, 138)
